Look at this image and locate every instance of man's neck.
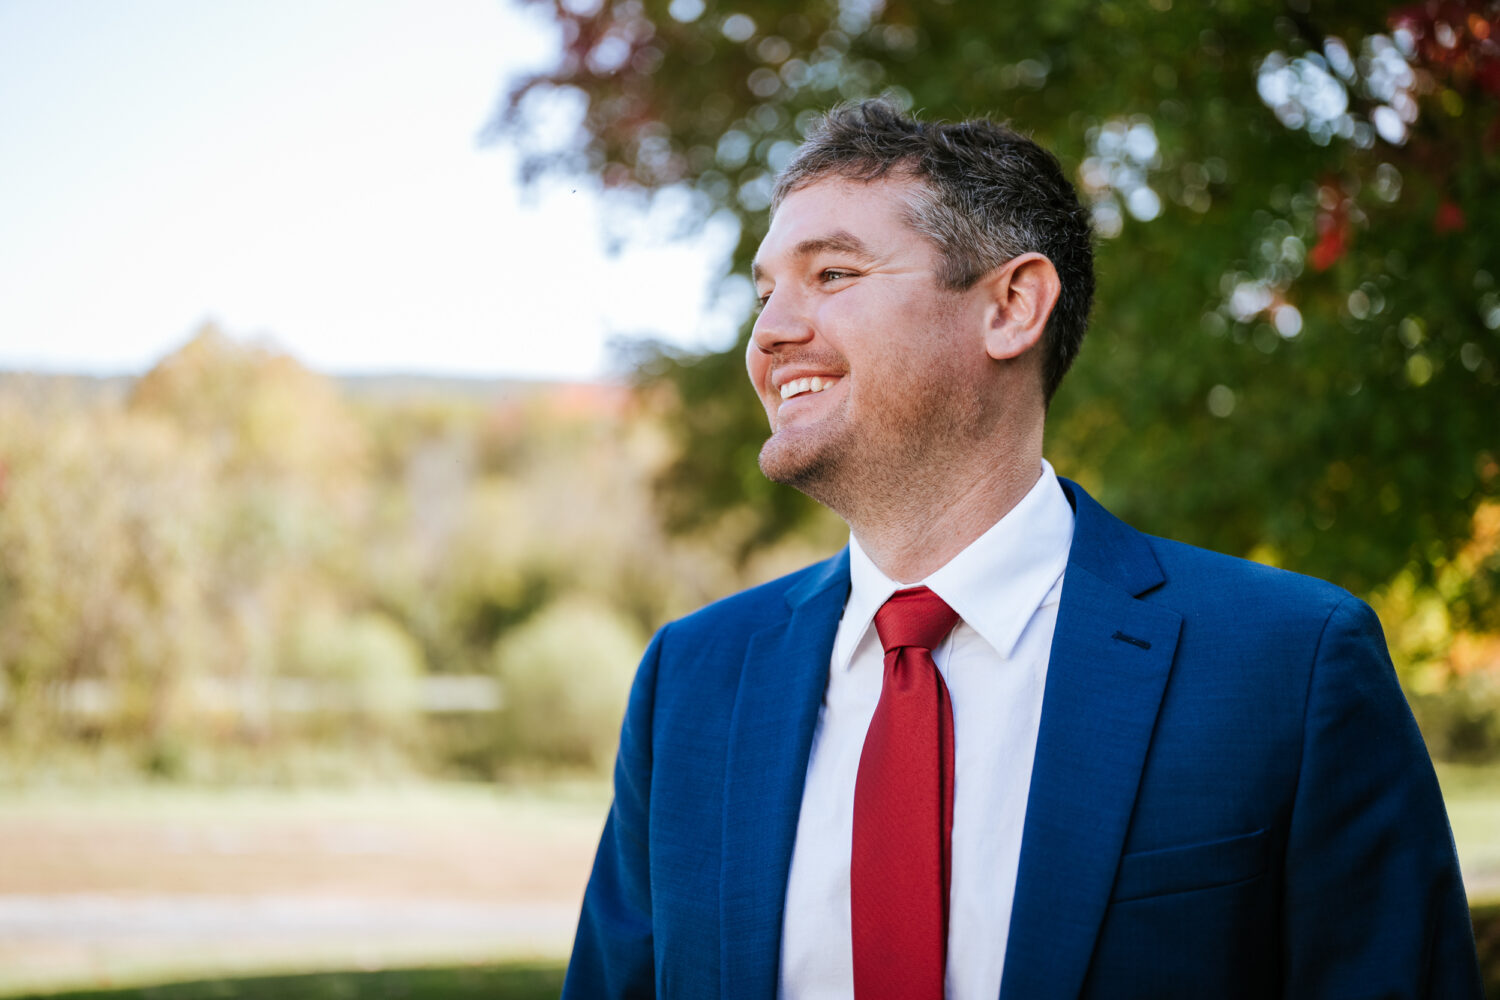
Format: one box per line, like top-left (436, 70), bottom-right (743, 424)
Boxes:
top-left (846, 433), bottom-right (1045, 584)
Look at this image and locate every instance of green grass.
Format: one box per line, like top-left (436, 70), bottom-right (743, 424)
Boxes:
top-left (6, 961), bottom-right (565, 1000)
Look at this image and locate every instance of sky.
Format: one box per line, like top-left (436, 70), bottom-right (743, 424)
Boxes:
top-left (0, 1), bottom-right (744, 380)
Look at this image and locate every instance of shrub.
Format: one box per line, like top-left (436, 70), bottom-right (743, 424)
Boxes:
top-left (493, 598), bottom-right (643, 769)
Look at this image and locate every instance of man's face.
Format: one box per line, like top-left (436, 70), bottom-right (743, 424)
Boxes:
top-left (746, 175), bottom-right (991, 511)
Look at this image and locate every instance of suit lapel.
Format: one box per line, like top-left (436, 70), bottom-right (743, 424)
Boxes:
top-left (999, 482), bottom-right (1183, 1000)
top-left (719, 551), bottom-right (849, 1000)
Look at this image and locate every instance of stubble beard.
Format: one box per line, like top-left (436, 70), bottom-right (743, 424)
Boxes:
top-left (758, 417), bottom-right (848, 510)
top-left (757, 374), bottom-right (985, 526)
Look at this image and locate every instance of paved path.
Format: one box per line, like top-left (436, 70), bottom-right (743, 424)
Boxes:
top-left (0, 893), bottom-right (576, 944)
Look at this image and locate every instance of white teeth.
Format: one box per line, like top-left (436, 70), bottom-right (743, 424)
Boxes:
top-left (779, 376), bottom-right (835, 400)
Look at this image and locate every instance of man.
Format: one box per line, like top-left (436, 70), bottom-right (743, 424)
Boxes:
top-left (563, 101), bottom-right (1482, 998)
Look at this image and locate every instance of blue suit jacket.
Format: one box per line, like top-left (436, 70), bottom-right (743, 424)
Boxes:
top-left (564, 481), bottom-right (1482, 998)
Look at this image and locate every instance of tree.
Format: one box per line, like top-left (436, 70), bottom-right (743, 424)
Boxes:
top-left (495, 0), bottom-right (1499, 618)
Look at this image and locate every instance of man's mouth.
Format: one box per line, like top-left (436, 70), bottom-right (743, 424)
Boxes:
top-left (779, 376), bottom-right (838, 400)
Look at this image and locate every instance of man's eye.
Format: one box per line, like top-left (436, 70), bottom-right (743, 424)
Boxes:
top-left (820, 269), bottom-right (855, 283)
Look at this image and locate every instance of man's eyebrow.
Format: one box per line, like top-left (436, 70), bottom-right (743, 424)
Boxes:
top-left (751, 231), bottom-right (877, 284)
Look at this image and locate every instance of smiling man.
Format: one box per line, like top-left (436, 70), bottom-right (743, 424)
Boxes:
top-left (562, 102), bottom-right (1482, 999)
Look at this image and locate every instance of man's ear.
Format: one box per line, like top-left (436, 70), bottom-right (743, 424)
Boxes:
top-left (978, 253), bottom-right (1061, 362)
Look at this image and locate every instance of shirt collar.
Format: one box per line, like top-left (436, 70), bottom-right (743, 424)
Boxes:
top-left (832, 459), bottom-right (1076, 671)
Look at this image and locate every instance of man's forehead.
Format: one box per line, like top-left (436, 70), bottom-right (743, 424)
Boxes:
top-left (774, 173), bottom-right (922, 223)
top-left (752, 176), bottom-right (920, 278)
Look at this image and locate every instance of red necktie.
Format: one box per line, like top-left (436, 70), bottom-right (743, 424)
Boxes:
top-left (851, 586), bottom-right (960, 1000)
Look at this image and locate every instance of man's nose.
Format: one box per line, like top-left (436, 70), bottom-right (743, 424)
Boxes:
top-left (750, 291), bottom-right (815, 354)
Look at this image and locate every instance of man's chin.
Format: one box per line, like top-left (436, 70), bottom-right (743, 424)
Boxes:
top-left (757, 434), bottom-right (833, 492)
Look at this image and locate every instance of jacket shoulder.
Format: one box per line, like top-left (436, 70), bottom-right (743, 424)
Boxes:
top-left (1062, 477), bottom-right (1355, 625)
top-left (1143, 534), bottom-right (1362, 637)
top-left (1148, 534), bottom-right (1348, 599)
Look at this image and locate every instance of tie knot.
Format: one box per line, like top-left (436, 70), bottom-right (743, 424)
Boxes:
top-left (874, 587), bottom-right (959, 655)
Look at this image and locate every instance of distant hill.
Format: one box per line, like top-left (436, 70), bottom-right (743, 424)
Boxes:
top-left (333, 372), bottom-right (613, 403)
top-left (0, 369), bottom-right (620, 407)
top-left (0, 372), bottom-right (137, 406)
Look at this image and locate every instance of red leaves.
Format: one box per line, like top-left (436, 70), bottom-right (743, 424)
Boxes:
top-left (1311, 179), bottom-right (1352, 271)
top-left (1309, 228), bottom-right (1349, 271)
top-left (1390, 1), bottom-right (1500, 88)
top-left (1435, 198), bottom-right (1467, 231)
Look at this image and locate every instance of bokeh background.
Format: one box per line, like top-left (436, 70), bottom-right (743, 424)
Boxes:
top-left (2, 0), bottom-right (1498, 996)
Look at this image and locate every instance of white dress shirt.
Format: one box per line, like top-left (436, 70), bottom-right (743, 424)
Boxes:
top-left (777, 460), bottom-right (1076, 1000)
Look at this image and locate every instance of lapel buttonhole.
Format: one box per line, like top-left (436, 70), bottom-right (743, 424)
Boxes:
top-left (1111, 630), bottom-right (1152, 650)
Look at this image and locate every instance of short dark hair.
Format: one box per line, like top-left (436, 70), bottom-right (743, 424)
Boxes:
top-left (772, 101), bottom-right (1095, 402)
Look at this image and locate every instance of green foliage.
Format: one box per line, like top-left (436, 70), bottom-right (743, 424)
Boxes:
top-left (0, 329), bottom-right (810, 783)
top-left (498, 0), bottom-right (1500, 600)
top-left (284, 610), bottom-right (426, 732)
top-left (0, 330), bottom-right (408, 782)
top-left (493, 598), bottom-right (645, 769)
top-left (0, 384), bottom-right (218, 758)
